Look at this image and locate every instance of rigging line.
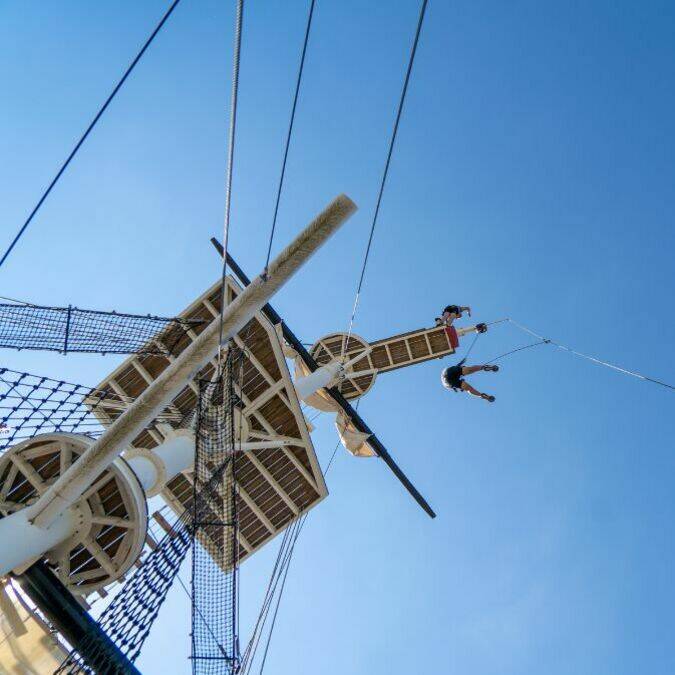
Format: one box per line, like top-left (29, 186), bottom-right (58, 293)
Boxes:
top-left (251, 437), bottom-right (344, 674)
top-left (242, 441), bottom-right (340, 672)
top-left (322, 437), bottom-right (342, 477)
top-left (177, 573), bottom-right (228, 657)
top-left (506, 318), bottom-right (675, 392)
top-left (342, 0), bottom-right (429, 354)
top-left (455, 321), bottom-right (512, 365)
top-left (257, 558), bottom-right (293, 674)
top-left (239, 476), bottom-right (295, 664)
top-left (0, 295), bottom-right (31, 305)
top-left (243, 406), bottom-right (354, 672)
top-left (217, 0), bottom-right (245, 355)
top-left (486, 318), bottom-right (509, 327)
top-left (256, 520), bottom-right (303, 658)
top-left (256, 515), bottom-right (305, 675)
top-left (458, 317), bottom-right (508, 363)
top-left (240, 525), bottom-right (295, 673)
top-left (486, 339), bottom-right (549, 364)
top-left (242, 438), bottom-right (342, 674)
top-left (506, 318), bottom-right (546, 341)
top-left (263, 0), bottom-right (317, 273)
top-left (0, 0), bottom-right (184, 271)
top-left (461, 331), bottom-right (481, 362)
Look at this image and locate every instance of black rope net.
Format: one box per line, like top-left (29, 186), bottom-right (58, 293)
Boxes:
top-left (53, 352), bottom-right (240, 674)
top-left (191, 352), bottom-right (240, 674)
top-left (0, 368), bottom-right (179, 454)
top-left (0, 302), bottom-right (204, 356)
top-left (55, 512), bottom-right (194, 674)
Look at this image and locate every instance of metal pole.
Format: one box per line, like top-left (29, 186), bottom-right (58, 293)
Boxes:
top-left (14, 561), bottom-right (142, 675)
top-left (63, 304), bottom-right (72, 354)
top-left (31, 194), bottom-right (357, 529)
top-left (213, 244), bottom-right (437, 519)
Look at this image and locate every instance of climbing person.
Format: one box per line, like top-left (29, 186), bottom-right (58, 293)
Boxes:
top-left (435, 304), bottom-right (471, 328)
top-left (435, 305), bottom-right (481, 350)
top-left (441, 361), bottom-right (499, 402)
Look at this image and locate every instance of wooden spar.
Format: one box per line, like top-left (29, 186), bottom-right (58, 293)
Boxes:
top-left (210, 239), bottom-right (437, 519)
top-left (91, 275), bottom-right (329, 566)
top-left (29, 194), bottom-right (357, 529)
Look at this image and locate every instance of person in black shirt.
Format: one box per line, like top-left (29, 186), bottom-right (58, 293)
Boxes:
top-left (441, 362), bottom-right (498, 402)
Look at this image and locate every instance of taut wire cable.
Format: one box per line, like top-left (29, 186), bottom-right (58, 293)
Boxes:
top-left (0, 0), bottom-right (184, 271)
top-left (342, 0), bottom-right (429, 358)
top-left (479, 317), bottom-right (675, 391)
top-left (505, 318), bottom-right (675, 391)
top-left (263, 0), bottom-right (317, 274)
top-left (217, 0), bottom-right (245, 358)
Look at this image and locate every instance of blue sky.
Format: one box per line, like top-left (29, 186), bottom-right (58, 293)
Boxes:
top-left (2, 1), bottom-right (675, 673)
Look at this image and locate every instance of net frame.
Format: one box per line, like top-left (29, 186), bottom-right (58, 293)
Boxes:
top-left (0, 302), bottom-right (204, 356)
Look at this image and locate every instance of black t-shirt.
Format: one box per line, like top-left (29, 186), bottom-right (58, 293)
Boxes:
top-left (441, 365), bottom-right (463, 390)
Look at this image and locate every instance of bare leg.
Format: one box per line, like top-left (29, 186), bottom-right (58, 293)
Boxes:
top-left (461, 381), bottom-right (494, 402)
top-left (462, 364), bottom-right (498, 375)
top-left (461, 381), bottom-right (484, 397)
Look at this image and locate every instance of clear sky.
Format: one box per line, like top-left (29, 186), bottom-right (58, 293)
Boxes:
top-left (2, 1), bottom-right (675, 673)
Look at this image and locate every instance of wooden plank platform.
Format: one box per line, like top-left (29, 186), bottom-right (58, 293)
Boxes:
top-left (310, 325), bottom-right (456, 400)
top-left (92, 278), bottom-right (327, 565)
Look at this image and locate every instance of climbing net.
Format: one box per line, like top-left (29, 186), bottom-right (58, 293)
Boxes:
top-left (191, 351), bottom-right (240, 674)
top-left (0, 368), bottom-right (179, 455)
top-left (0, 302), bottom-right (203, 356)
top-left (53, 351), bottom-right (241, 674)
top-left (55, 515), bottom-right (193, 674)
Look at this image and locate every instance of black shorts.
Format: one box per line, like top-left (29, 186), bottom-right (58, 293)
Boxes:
top-left (441, 365), bottom-right (464, 391)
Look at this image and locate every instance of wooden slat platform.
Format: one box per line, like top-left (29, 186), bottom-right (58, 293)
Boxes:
top-left (311, 325), bottom-right (456, 400)
top-left (92, 278), bottom-right (327, 565)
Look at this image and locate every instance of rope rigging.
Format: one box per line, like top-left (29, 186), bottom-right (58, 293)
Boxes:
top-left (247, 9), bottom-right (439, 640)
top-left (218, 0), bottom-right (245, 354)
top-left (467, 317), bottom-right (675, 392)
top-left (504, 318), bottom-right (675, 392)
top-left (239, 439), bottom-right (342, 675)
top-left (263, 0), bottom-right (317, 274)
top-left (240, 395), bottom-right (351, 675)
top-left (342, 0), bottom-right (429, 356)
top-left (486, 339), bottom-right (549, 364)
top-left (0, 0), bottom-right (184, 272)
top-left (0, 295), bottom-right (30, 305)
